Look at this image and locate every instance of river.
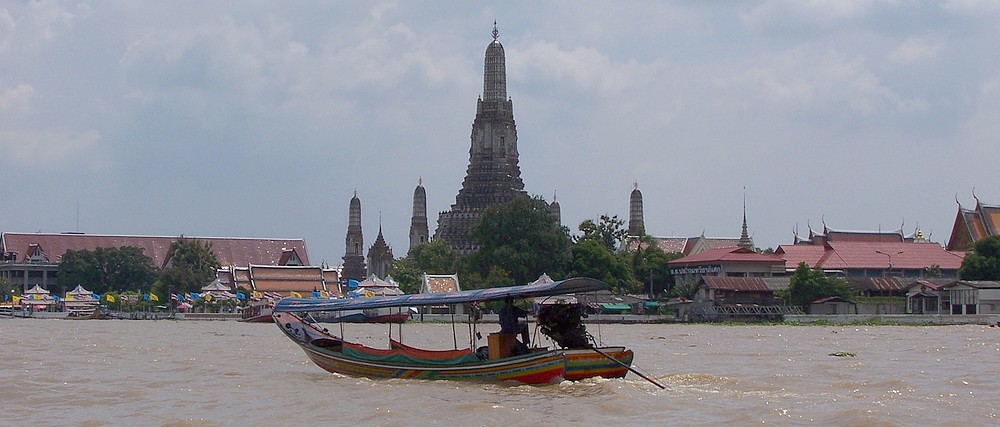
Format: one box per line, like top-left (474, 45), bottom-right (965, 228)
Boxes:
top-left (2, 318), bottom-right (998, 426)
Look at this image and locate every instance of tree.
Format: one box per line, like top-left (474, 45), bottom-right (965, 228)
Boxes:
top-left (469, 195), bottom-right (572, 285)
top-left (630, 241), bottom-right (683, 297)
top-left (389, 240), bottom-right (462, 294)
top-left (57, 246), bottom-right (157, 294)
top-left (158, 237), bottom-right (221, 295)
top-left (786, 262), bottom-right (855, 309)
top-left (567, 239), bottom-right (631, 292)
top-left (958, 235), bottom-right (1000, 280)
top-left (576, 214), bottom-right (628, 252)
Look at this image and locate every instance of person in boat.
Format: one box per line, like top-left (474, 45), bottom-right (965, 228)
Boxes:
top-left (499, 297), bottom-right (530, 346)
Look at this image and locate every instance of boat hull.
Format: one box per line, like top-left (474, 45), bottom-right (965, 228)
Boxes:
top-left (240, 305), bottom-right (275, 323)
top-left (563, 347), bottom-right (634, 381)
top-left (275, 312), bottom-right (564, 384)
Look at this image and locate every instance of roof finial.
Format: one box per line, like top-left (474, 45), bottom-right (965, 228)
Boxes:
top-left (492, 21), bottom-right (499, 41)
top-left (973, 187), bottom-right (980, 206)
top-left (552, 190), bottom-right (557, 202)
top-left (956, 193), bottom-right (962, 208)
top-left (633, 180), bottom-right (638, 191)
top-left (418, 176), bottom-right (423, 186)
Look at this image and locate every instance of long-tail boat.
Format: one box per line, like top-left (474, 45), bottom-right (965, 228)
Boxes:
top-left (272, 277), bottom-right (643, 385)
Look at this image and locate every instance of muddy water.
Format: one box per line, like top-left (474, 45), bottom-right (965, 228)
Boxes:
top-left (2, 318), bottom-right (997, 426)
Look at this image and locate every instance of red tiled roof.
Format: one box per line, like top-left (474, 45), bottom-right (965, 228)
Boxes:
top-left (819, 241), bottom-right (964, 270)
top-left (948, 203), bottom-right (1000, 251)
top-left (668, 246), bottom-right (783, 266)
top-left (651, 237), bottom-right (688, 253)
top-left (686, 238), bottom-right (741, 255)
top-left (1, 232), bottom-right (309, 267)
top-left (701, 277), bottom-right (770, 292)
top-left (246, 265), bottom-right (341, 296)
top-left (775, 244), bottom-right (828, 269)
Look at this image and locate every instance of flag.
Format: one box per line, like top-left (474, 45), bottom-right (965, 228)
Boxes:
top-left (347, 279), bottom-right (359, 288)
top-left (189, 292), bottom-right (200, 300)
top-left (149, 293), bottom-right (159, 302)
top-left (171, 293), bottom-right (179, 301)
top-left (236, 292), bottom-right (246, 300)
top-left (204, 293), bottom-right (213, 302)
top-left (93, 293), bottom-right (100, 300)
top-left (311, 290), bottom-right (320, 298)
top-left (65, 294), bottom-right (75, 301)
top-left (320, 290), bottom-right (329, 298)
top-left (106, 294), bottom-right (116, 303)
top-left (12, 295), bottom-right (20, 304)
top-left (290, 291), bottom-right (302, 298)
top-left (252, 291), bottom-right (263, 299)
top-left (143, 293), bottom-right (150, 301)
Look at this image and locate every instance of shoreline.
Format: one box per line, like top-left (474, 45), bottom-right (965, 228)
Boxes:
top-left (7, 311), bottom-right (1000, 326)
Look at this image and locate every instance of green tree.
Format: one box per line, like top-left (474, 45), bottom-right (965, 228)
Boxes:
top-left (567, 239), bottom-right (632, 292)
top-left (158, 237), bottom-right (221, 295)
top-left (469, 195), bottom-right (572, 285)
top-left (786, 262), bottom-right (855, 310)
top-left (57, 249), bottom-right (103, 291)
top-left (576, 214), bottom-right (628, 251)
top-left (57, 246), bottom-right (157, 294)
top-left (958, 235), bottom-right (1000, 280)
top-left (389, 240), bottom-right (462, 294)
top-left (630, 241), bottom-right (684, 297)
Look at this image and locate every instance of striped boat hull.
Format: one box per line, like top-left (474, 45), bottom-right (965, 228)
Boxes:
top-left (275, 312), bottom-right (565, 384)
top-left (563, 347), bottom-right (634, 381)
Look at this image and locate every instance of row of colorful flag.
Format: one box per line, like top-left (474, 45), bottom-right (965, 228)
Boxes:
top-left (6, 289), bottom-right (342, 305)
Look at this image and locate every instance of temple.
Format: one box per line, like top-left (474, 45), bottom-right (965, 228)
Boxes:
top-left (434, 23), bottom-right (527, 254)
top-left (341, 192), bottom-right (366, 281)
top-left (367, 222), bottom-right (393, 280)
top-left (947, 197), bottom-right (1000, 252)
top-left (408, 178), bottom-right (429, 255)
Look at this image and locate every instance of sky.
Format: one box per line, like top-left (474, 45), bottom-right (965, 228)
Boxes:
top-left (2, 1), bottom-right (999, 266)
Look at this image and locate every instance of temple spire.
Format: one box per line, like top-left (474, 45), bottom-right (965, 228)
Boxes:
top-left (738, 187), bottom-right (754, 250)
top-left (434, 23), bottom-right (522, 254)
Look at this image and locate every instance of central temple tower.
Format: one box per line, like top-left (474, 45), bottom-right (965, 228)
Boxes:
top-left (435, 23), bottom-right (526, 254)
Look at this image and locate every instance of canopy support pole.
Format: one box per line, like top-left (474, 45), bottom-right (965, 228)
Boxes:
top-left (451, 304), bottom-right (458, 350)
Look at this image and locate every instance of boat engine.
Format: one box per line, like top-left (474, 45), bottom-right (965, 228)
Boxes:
top-left (536, 303), bottom-right (589, 349)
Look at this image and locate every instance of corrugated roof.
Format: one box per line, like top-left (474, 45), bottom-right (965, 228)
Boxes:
top-left (943, 280), bottom-right (1000, 289)
top-left (701, 277), bottom-right (770, 292)
top-left (1, 232), bottom-right (308, 267)
top-left (849, 277), bottom-right (909, 292)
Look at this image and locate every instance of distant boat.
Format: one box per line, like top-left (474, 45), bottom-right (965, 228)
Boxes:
top-left (239, 303), bottom-right (274, 323)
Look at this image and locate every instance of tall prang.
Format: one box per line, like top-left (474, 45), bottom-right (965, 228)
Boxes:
top-left (628, 182), bottom-right (645, 236)
top-left (342, 191), bottom-right (366, 281)
top-left (434, 22), bottom-right (526, 254)
top-left (550, 191), bottom-right (562, 227)
top-left (408, 178), bottom-right (429, 256)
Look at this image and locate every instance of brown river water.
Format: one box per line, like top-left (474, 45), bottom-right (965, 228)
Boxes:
top-left (2, 318), bottom-right (998, 426)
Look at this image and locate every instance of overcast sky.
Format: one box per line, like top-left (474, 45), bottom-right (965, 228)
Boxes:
top-left (2, 1), bottom-right (998, 265)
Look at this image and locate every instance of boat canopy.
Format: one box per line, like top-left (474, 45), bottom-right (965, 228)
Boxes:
top-left (273, 277), bottom-right (609, 313)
